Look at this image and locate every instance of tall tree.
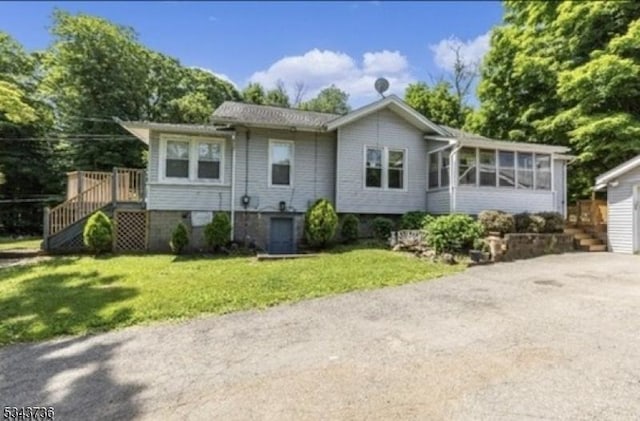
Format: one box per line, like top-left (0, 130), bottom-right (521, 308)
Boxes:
top-left (300, 84), bottom-right (350, 114)
top-left (470, 1), bottom-right (640, 198)
top-left (242, 82), bottom-right (266, 105)
top-left (41, 10), bottom-right (149, 170)
top-left (405, 81), bottom-right (470, 127)
top-left (0, 32), bottom-right (57, 233)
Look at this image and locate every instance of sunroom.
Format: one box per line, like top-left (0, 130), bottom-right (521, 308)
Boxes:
top-left (425, 134), bottom-right (571, 216)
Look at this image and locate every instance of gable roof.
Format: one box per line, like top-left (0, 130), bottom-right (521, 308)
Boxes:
top-left (211, 101), bottom-right (338, 131)
top-left (325, 94), bottom-right (448, 135)
top-left (595, 154), bottom-right (640, 190)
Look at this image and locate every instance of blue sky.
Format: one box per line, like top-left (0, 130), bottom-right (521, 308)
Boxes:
top-left (0, 1), bottom-right (503, 106)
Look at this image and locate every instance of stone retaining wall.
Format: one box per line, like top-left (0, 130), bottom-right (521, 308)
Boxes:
top-left (492, 233), bottom-right (575, 261)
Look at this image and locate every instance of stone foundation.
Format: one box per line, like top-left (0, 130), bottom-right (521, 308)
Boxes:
top-left (493, 233), bottom-right (575, 261)
top-left (147, 210), bottom-right (306, 252)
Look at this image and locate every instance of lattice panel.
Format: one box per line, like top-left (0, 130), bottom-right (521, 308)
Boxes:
top-left (114, 210), bottom-right (147, 252)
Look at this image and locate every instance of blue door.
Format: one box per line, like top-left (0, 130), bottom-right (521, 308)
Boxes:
top-left (269, 217), bottom-right (295, 254)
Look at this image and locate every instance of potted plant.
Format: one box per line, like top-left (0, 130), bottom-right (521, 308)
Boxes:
top-left (470, 238), bottom-right (490, 263)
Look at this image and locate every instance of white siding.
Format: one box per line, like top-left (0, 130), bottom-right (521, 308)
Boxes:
top-left (426, 190), bottom-right (450, 214)
top-left (336, 109), bottom-right (427, 214)
top-left (454, 186), bottom-right (554, 215)
top-left (235, 128), bottom-right (336, 213)
top-left (607, 166), bottom-right (640, 254)
top-left (553, 159), bottom-right (566, 216)
top-left (147, 184), bottom-right (230, 210)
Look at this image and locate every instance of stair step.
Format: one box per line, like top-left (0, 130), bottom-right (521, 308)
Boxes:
top-left (579, 238), bottom-right (601, 246)
top-left (573, 233), bottom-right (591, 240)
top-left (564, 228), bottom-right (583, 235)
top-left (580, 244), bottom-right (607, 252)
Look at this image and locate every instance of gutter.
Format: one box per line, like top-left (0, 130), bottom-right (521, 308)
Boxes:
top-left (449, 141), bottom-right (463, 213)
top-left (211, 119), bottom-right (327, 133)
top-left (230, 133), bottom-right (237, 242)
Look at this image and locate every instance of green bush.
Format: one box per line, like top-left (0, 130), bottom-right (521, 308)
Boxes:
top-left (83, 211), bottom-right (113, 254)
top-left (304, 199), bottom-right (338, 248)
top-left (423, 214), bottom-right (484, 254)
top-left (204, 213), bottom-right (232, 251)
top-left (340, 214), bottom-right (359, 243)
top-left (478, 210), bottom-right (515, 235)
top-left (421, 214), bottom-right (436, 230)
top-left (399, 211), bottom-right (429, 230)
top-left (536, 211), bottom-right (565, 233)
top-left (170, 222), bottom-right (189, 254)
top-left (372, 217), bottom-right (394, 240)
top-left (514, 212), bottom-right (545, 233)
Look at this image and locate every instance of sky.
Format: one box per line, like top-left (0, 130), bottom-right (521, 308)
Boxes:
top-left (0, 1), bottom-right (504, 107)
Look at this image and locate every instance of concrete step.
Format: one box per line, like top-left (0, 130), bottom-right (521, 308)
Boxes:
top-left (579, 238), bottom-right (601, 246)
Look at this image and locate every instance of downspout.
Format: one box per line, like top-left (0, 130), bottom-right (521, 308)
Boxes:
top-left (230, 133), bottom-right (237, 242)
top-left (449, 142), bottom-right (463, 213)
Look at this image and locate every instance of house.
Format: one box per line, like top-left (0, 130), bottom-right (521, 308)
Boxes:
top-left (43, 95), bottom-right (571, 253)
top-left (594, 155), bottom-right (640, 254)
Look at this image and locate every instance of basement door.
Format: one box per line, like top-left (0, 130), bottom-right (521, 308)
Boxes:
top-left (269, 217), bottom-right (295, 254)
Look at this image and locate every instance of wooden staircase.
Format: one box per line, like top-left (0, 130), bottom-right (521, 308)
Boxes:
top-left (564, 224), bottom-right (607, 252)
top-left (43, 168), bottom-right (145, 251)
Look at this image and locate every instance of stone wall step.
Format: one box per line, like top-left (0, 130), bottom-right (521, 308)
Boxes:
top-left (579, 238), bottom-right (602, 246)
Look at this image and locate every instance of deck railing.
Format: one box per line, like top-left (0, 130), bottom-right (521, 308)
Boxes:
top-left (567, 199), bottom-right (607, 226)
top-left (45, 168), bottom-right (145, 237)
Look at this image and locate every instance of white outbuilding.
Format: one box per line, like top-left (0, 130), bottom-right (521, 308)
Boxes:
top-left (594, 155), bottom-right (640, 254)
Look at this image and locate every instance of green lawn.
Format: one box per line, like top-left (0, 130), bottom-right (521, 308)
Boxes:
top-left (0, 236), bottom-right (42, 251)
top-left (0, 246), bottom-right (463, 345)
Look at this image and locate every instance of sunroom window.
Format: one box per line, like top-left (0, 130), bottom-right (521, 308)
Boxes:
top-left (458, 147), bottom-right (477, 185)
top-left (517, 152), bottom-right (534, 189)
top-left (535, 154), bottom-right (551, 190)
top-left (428, 153), bottom-right (439, 188)
top-left (498, 151), bottom-right (515, 187)
top-left (479, 149), bottom-right (496, 186)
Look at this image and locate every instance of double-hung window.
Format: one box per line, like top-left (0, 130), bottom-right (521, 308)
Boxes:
top-left (427, 149), bottom-right (451, 189)
top-left (428, 153), bottom-right (439, 189)
top-left (269, 140), bottom-right (294, 187)
top-left (365, 146), bottom-right (406, 190)
top-left (162, 136), bottom-right (224, 182)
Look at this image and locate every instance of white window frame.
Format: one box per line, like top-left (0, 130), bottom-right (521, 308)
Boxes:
top-left (427, 150), bottom-right (451, 190)
top-left (363, 145), bottom-right (408, 192)
top-left (159, 134), bottom-right (225, 184)
top-left (268, 139), bottom-right (295, 188)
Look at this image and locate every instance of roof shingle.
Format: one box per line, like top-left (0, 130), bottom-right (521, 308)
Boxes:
top-left (211, 101), bottom-right (339, 130)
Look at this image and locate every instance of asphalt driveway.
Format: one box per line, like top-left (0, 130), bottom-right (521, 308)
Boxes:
top-left (1, 253), bottom-right (639, 420)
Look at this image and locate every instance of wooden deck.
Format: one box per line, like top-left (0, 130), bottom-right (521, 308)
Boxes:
top-left (44, 168), bottom-right (145, 238)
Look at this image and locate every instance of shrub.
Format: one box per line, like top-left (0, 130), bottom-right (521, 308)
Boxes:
top-left (536, 211), bottom-right (564, 233)
top-left (478, 210), bottom-right (515, 235)
top-left (514, 212), bottom-right (545, 233)
top-left (83, 211), bottom-right (113, 254)
top-left (304, 199), bottom-right (338, 248)
top-left (340, 214), bottom-right (359, 243)
top-left (372, 217), bottom-right (394, 240)
top-left (421, 214), bottom-right (436, 230)
top-left (170, 222), bottom-right (189, 254)
top-left (423, 214), bottom-right (484, 254)
top-left (204, 212), bottom-right (232, 251)
top-left (399, 211), bottom-right (428, 230)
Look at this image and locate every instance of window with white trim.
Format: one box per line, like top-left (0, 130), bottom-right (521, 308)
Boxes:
top-left (479, 149), bottom-right (497, 187)
top-left (365, 147), bottom-right (383, 188)
top-left (517, 152), bottom-right (534, 189)
top-left (269, 140), bottom-right (293, 186)
top-left (427, 149), bottom-right (450, 189)
top-left (498, 151), bottom-right (515, 187)
top-left (535, 154), bottom-right (551, 190)
top-left (161, 136), bottom-right (224, 182)
top-left (458, 147), bottom-right (477, 185)
top-left (166, 140), bottom-right (190, 178)
top-left (388, 149), bottom-right (405, 189)
top-left (364, 146), bottom-right (407, 190)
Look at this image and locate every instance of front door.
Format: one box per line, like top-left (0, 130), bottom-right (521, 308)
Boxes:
top-left (269, 217), bottom-right (295, 254)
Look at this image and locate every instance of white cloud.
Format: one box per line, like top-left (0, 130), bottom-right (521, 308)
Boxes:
top-left (190, 66), bottom-right (238, 88)
top-left (429, 32), bottom-right (490, 72)
top-left (249, 48), bottom-right (414, 107)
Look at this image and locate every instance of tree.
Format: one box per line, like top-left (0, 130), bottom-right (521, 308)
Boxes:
top-left (292, 81), bottom-right (307, 107)
top-left (405, 81), bottom-right (469, 127)
top-left (242, 82), bottom-right (266, 105)
top-left (264, 81), bottom-right (290, 107)
top-left (0, 32), bottom-right (58, 234)
top-left (470, 1), bottom-right (640, 199)
top-left (300, 84), bottom-right (350, 114)
top-left (41, 10), bottom-right (149, 171)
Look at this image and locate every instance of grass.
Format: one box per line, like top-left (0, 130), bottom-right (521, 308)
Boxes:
top-left (0, 245), bottom-right (463, 346)
top-left (0, 236), bottom-right (42, 251)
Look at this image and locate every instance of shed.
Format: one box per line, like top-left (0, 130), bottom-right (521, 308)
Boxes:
top-left (594, 155), bottom-right (640, 254)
